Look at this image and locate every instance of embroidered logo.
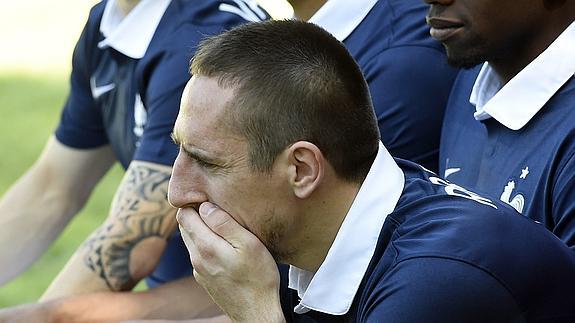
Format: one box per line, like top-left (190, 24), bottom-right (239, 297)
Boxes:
top-left (520, 166), bottom-right (529, 179)
top-left (90, 76), bottom-right (115, 100)
top-left (500, 181), bottom-right (525, 213)
top-left (499, 167), bottom-right (529, 214)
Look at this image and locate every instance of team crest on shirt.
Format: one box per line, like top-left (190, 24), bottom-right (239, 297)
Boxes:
top-left (499, 166), bottom-right (529, 214)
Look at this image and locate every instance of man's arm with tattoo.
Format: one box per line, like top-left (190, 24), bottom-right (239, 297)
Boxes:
top-left (41, 160), bottom-right (178, 299)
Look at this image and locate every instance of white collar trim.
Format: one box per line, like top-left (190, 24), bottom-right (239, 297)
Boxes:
top-left (98, 0), bottom-right (172, 59)
top-left (308, 0), bottom-right (378, 41)
top-left (469, 21), bottom-right (575, 130)
top-left (288, 142), bottom-right (404, 315)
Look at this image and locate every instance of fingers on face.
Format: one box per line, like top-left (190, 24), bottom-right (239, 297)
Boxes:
top-left (177, 204), bottom-right (268, 278)
top-left (177, 209), bottom-right (230, 272)
top-left (199, 202), bottom-right (259, 248)
top-left (179, 223), bottom-right (201, 269)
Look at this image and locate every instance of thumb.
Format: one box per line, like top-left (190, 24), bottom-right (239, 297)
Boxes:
top-left (199, 202), bottom-right (258, 248)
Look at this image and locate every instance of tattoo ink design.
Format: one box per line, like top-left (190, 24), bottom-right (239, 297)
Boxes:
top-left (82, 164), bottom-right (174, 290)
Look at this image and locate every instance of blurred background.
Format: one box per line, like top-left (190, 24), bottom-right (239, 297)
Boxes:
top-left (0, 0), bottom-right (292, 307)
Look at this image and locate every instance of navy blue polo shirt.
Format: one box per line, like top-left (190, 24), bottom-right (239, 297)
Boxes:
top-left (439, 66), bottom-right (575, 248)
top-left (54, 0), bottom-right (268, 287)
top-left (280, 159), bottom-right (575, 322)
top-left (311, 0), bottom-right (459, 172)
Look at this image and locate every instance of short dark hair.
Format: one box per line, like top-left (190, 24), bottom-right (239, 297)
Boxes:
top-left (191, 20), bottom-right (380, 183)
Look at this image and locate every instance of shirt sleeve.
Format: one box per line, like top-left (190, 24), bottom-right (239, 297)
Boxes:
top-left (362, 46), bottom-right (458, 173)
top-left (54, 13), bottom-right (109, 149)
top-left (360, 257), bottom-right (525, 323)
top-left (130, 24), bottom-right (199, 166)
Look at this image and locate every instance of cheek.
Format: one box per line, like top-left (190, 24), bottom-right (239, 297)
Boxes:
top-left (467, 2), bottom-right (515, 38)
top-left (212, 177), bottom-right (272, 230)
top-left (204, 178), bottom-right (250, 224)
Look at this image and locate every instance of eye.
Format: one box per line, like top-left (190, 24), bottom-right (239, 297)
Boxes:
top-left (195, 158), bottom-right (219, 170)
top-left (183, 149), bottom-right (219, 170)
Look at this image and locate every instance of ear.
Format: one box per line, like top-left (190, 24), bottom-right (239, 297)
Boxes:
top-left (286, 141), bottom-right (325, 199)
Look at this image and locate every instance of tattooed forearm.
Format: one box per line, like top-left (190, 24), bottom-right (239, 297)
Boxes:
top-left (82, 162), bottom-right (176, 290)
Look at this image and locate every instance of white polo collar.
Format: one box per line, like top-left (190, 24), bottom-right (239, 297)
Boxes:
top-left (288, 141), bottom-right (405, 315)
top-left (308, 0), bottom-right (378, 41)
top-left (470, 21), bottom-right (575, 130)
top-left (98, 0), bottom-right (172, 59)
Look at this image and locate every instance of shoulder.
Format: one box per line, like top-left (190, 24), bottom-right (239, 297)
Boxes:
top-left (142, 0), bottom-right (270, 73)
top-left (393, 161), bottom-right (569, 262)
top-left (86, 1), bottom-right (107, 29)
top-left (380, 0), bottom-right (429, 27)
top-left (74, 1), bottom-right (107, 54)
top-left (397, 159), bottom-right (502, 211)
top-left (348, 0), bottom-right (437, 49)
top-left (347, 0), bottom-right (452, 79)
top-left (358, 257), bottom-right (524, 323)
top-left (387, 166), bottom-right (575, 295)
top-left (146, 0), bottom-right (269, 57)
top-left (377, 0), bottom-right (439, 48)
top-left (163, 0), bottom-right (268, 30)
top-left (361, 241), bottom-right (575, 321)
top-left (138, 0), bottom-right (269, 101)
top-left (363, 175), bottom-right (575, 320)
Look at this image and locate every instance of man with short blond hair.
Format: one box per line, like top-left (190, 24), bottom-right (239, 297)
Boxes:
top-left (172, 20), bottom-right (575, 322)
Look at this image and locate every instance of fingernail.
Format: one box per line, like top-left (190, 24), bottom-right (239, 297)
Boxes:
top-left (199, 202), bottom-right (218, 217)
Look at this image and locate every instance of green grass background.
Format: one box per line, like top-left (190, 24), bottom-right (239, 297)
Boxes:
top-left (0, 0), bottom-right (291, 308)
top-left (0, 72), bottom-right (124, 306)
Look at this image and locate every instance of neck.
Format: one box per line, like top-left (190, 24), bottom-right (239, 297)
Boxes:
top-left (491, 13), bottom-right (575, 84)
top-left (289, 0), bottom-right (327, 21)
top-left (286, 177), bottom-right (360, 272)
top-left (116, 0), bottom-right (141, 16)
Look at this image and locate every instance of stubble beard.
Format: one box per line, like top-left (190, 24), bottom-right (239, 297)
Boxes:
top-left (258, 210), bottom-right (295, 264)
top-left (264, 229), bottom-right (293, 264)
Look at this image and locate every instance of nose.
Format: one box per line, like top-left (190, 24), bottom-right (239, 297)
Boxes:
top-left (168, 151), bottom-right (208, 209)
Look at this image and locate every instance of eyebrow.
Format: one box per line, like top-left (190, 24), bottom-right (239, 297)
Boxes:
top-left (171, 131), bottom-right (220, 165)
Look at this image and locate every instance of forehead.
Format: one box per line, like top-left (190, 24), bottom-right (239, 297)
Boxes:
top-left (174, 76), bottom-right (241, 153)
top-left (179, 76), bottom-right (235, 119)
